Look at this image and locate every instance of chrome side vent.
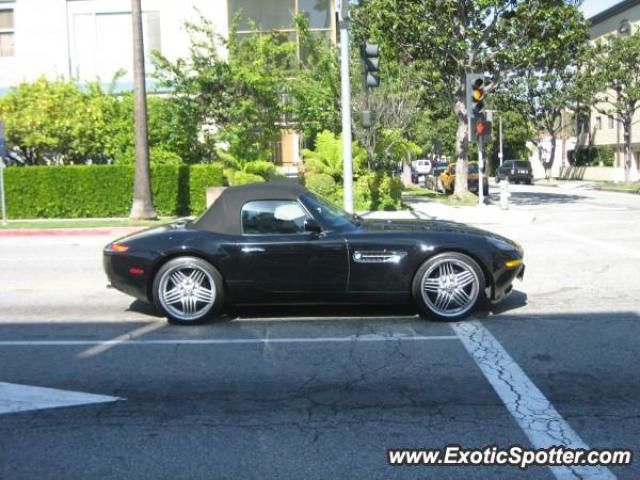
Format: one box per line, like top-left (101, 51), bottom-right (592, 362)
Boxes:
top-left (353, 251), bottom-right (408, 264)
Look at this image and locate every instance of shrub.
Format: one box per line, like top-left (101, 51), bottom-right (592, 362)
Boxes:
top-left (227, 170), bottom-right (265, 186)
top-left (115, 146), bottom-right (184, 165)
top-left (3, 164), bottom-right (225, 218)
top-left (305, 173), bottom-right (337, 199)
top-left (354, 172), bottom-right (403, 211)
top-left (189, 164), bottom-right (225, 214)
top-left (244, 160), bottom-right (277, 180)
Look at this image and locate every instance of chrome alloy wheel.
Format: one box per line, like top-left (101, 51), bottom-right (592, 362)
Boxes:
top-left (421, 258), bottom-right (480, 318)
top-left (158, 264), bottom-right (216, 322)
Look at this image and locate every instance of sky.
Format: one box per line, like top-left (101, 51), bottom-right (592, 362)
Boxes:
top-left (580, 0), bottom-right (622, 19)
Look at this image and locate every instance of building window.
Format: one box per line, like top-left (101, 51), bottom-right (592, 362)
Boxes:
top-left (229, 0), bottom-right (333, 50)
top-left (608, 116), bottom-right (614, 129)
top-left (70, 10), bottom-right (161, 81)
top-left (596, 116), bottom-right (602, 130)
top-left (0, 9), bottom-right (15, 57)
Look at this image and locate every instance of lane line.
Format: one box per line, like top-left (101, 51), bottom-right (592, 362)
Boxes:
top-left (78, 321), bottom-right (166, 358)
top-left (452, 320), bottom-right (616, 480)
top-left (0, 335), bottom-right (457, 347)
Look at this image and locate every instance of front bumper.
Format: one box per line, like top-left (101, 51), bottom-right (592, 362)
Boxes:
top-left (490, 263), bottom-right (525, 304)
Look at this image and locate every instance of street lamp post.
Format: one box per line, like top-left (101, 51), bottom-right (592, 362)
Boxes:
top-left (337, 0), bottom-right (353, 213)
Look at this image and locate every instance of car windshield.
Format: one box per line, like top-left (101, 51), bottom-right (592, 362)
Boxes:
top-left (301, 192), bottom-right (357, 231)
top-left (515, 161), bottom-right (530, 168)
top-left (468, 164), bottom-right (479, 174)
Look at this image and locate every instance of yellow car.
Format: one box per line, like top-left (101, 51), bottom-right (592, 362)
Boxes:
top-left (439, 162), bottom-right (489, 196)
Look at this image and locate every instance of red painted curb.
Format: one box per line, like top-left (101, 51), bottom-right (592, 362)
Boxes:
top-left (0, 227), bottom-right (145, 237)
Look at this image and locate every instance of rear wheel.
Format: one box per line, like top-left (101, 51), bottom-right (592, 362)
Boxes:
top-left (412, 252), bottom-right (485, 321)
top-left (153, 256), bottom-right (224, 325)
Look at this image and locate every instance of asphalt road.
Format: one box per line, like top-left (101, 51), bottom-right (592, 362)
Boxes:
top-left (1, 183), bottom-right (639, 479)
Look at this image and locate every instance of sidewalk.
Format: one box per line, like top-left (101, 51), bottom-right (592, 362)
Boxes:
top-left (362, 201), bottom-right (535, 226)
top-left (407, 200), bottom-right (536, 226)
top-left (0, 227), bottom-right (143, 237)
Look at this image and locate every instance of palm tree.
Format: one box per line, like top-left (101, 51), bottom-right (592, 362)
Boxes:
top-left (129, 0), bottom-right (157, 220)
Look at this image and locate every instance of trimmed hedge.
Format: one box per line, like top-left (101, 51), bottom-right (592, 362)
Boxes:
top-left (4, 164), bottom-right (225, 218)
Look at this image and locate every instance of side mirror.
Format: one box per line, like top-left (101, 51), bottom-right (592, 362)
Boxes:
top-left (304, 218), bottom-right (322, 234)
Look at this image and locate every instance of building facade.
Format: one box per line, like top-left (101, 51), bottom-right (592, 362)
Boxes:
top-left (587, 0), bottom-right (640, 181)
top-left (0, 0), bottom-right (335, 168)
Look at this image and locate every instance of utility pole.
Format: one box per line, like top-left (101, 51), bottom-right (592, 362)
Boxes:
top-left (499, 115), bottom-right (504, 167)
top-left (129, 0), bottom-right (157, 220)
top-left (0, 121), bottom-right (6, 226)
top-left (337, 0), bottom-right (353, 213)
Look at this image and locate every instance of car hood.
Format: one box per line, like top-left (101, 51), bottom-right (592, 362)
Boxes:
top-left (359, 218), bottom-right (520, 249)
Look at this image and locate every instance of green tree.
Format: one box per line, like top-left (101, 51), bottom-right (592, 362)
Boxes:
top-left (302, 130), bottom-right (367, 181)
top-left (0, 77), bottom-right (118, 165)
top-left (352, 0), bottom-right (588, 196)
top-left (587, 29), bottom-right (640, 182)
top-left (352, 62), bottom-right (423, 171)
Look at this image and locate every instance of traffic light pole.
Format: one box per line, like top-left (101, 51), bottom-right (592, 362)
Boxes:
top-left (478, 135), bottom-right (484, 206)
top-left (338, 3), bottom-right (353, 213)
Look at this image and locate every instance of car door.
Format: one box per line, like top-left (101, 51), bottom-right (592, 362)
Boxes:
top-left (229, 199), bottom-right (348, 302)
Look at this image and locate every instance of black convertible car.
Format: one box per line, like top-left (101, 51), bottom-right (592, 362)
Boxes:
top-left (104, 182), bottom-right (524, 324)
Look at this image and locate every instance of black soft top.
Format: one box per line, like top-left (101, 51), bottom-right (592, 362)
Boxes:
top-left (192, 181), bottom-right (309, 235)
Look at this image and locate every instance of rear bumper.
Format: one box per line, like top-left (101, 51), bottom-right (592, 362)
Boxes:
top-left (103, 252), bottom-right (153, 303)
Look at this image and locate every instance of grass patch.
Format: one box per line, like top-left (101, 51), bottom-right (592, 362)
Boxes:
top-left (403, 187), bottom-right (445, 199)
top-left (441, 191), bottom-right (480, 206)
top-left (403, 187), bottom-right (479, 206)
top-left (597, 182), bottom-right (640, 194)
top-left (0, 217), bottom-right (178, 229)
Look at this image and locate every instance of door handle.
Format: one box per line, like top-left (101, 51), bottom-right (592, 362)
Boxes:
top-left (241, 247), bottom-right (265, 253)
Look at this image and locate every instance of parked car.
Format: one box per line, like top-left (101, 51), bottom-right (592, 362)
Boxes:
top-left (104, 182), bottom-right (524, 324)
top-left (495, 160), bottom-right (533, 184)
top-left (425, 161), bottom-right (449, 192)
top-left (439, 162), bottom-right (489, 196)
top-left (411, 159), bottom-right (433, 184)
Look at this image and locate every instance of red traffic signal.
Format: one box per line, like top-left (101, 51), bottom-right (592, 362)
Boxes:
top-left (475, 119), bottom-right (488, 136)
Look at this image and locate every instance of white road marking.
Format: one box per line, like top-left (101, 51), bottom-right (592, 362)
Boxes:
top-left (78, 321), bottom-right (166, 358)
top-left (0, 382), bottom-right (121, 415)
top-left (453, 321), bottom-right (616, 480)
top-left (0, 334), bottom-right (457, 347)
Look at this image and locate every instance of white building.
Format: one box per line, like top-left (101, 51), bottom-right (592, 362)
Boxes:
top-left (0, 0), bottom-right (335, 166)
top-left (586, 0), bottom-right (640, 181)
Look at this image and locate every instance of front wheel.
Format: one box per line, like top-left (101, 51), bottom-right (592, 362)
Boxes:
top-left (412, 252), bottom-right (485, 321)
top-left (153, 256), bottom-right (224, 325)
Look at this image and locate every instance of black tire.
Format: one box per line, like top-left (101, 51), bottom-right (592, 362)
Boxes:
top-left (526, 178), bottom-right (533, 185)
top-left (152, 256), bottom-right (224, 325)
top-left (412, 252), bottom-right (485, 321)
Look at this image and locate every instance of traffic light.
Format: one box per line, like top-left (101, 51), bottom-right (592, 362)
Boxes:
top-left (470, 114), bottom-right (493, 143)
top-left (361, 43), bottom-right (380, 88)
top-left (466, 73), bottom-right (487, 120)
top-left (466, 73), bottom-right (493, 143)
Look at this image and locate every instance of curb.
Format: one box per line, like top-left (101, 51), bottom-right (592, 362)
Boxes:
top-left (0, 227), bottom-right (144, 238)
